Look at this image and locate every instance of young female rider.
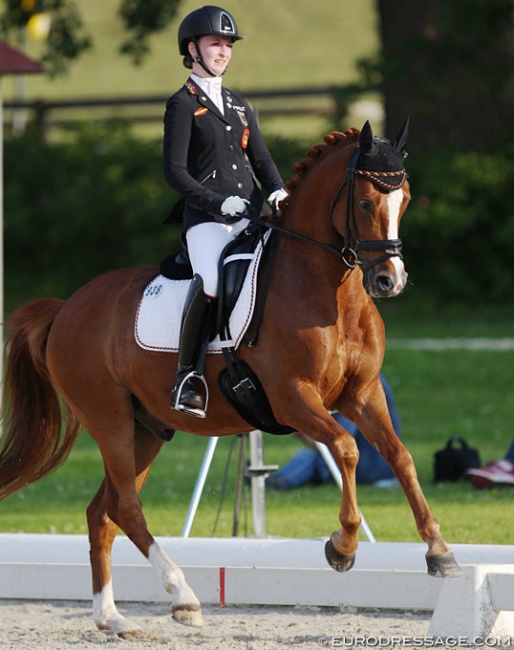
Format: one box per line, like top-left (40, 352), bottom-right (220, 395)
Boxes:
top-left (163, 6), bottom-right (288, 418)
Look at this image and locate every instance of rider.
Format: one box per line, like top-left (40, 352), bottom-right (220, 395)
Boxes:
top-left (163, 6), bottom-right (288, 418)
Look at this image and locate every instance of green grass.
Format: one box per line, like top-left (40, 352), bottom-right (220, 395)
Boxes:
top-left (2, 428), bottom-right (513, 545)
top-left (1, 311), bottom-right (514, 545)
top-left (378, 294), bottom-right (514, 339)
top-left (15, 0), bottom-right (378, 96)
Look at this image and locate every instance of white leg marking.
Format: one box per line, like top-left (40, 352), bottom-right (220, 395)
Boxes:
top-left (148, 542), bottom-right (204, 627)
top-left (93, 580), bottom-right (141, 636)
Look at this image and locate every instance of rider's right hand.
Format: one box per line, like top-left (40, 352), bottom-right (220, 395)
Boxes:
top-left (220, 196), bottom-right (250, 218)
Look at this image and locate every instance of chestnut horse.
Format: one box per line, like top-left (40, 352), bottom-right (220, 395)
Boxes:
top-left (0, 122), bottom-right (461, 636)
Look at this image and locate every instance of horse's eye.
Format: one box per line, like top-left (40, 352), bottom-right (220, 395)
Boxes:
top-left (359, 199), bottom-right (374, 214)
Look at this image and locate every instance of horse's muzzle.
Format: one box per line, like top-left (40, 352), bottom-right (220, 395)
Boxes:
top-left (364, 259), bottom-right (407, 298)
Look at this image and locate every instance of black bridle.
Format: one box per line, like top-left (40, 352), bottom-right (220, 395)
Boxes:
top-left (330, 147), bottom-right (404, 272)
top-left (245, 146), bottom-right (405, 274)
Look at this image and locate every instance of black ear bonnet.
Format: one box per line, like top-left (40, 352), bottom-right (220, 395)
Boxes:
top-left (354, 118), bottom-right (409, 191)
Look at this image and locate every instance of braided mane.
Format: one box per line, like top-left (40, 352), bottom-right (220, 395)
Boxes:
top-left (284, 128), bottom-right (360, 199)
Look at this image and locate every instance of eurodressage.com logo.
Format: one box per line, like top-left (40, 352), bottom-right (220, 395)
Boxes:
top-left (317, 636), bottom-right (514, 647)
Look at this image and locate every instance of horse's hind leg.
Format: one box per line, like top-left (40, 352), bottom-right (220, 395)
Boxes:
top-left (87, 480), bottom-right (136, 636)
top-left (87, 422), bottom-right (162, 636)
top-left (87, 420), bottom-right (203, 636)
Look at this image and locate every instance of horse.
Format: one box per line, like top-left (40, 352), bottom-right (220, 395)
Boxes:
top-left (0, 121), bottom-right (461, 637)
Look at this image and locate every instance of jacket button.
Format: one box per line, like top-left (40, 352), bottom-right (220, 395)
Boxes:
top-left (237, 183), bottom-right (243, 188)
top-left (228, 144), bottom-right (234, 150)
top-left (232, 164), bottom-right (237, 170)
top-left (226, 125), bottom-right (232, 131)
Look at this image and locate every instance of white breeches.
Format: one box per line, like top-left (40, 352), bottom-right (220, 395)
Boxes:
top-left (186, 218), bottom-right (250, 297)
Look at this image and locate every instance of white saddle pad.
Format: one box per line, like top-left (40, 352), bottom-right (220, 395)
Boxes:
top-left (135, 234), bottom-right (268, 354)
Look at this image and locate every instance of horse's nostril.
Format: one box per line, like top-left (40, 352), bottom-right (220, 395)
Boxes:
top-left (377, 275), bottom-right (394, 292)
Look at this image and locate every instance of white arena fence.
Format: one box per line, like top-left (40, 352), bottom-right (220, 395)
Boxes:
top-left (0, 534), bottom-right (513, 640)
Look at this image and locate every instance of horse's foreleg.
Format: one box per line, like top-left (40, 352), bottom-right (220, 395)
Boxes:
top-left (351, 389), bottom-right (461, 578)
top-left (380, 441), bottom-right (461, 577)
top-left (275, 394), bottom-right (362, 572)
top-left (322, 433), bottom-right (362, 572)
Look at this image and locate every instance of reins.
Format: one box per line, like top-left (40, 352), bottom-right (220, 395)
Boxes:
top-left (244, 145), bottom-right (405, 274)
top-left (243, 207), bottom-right (348, 263)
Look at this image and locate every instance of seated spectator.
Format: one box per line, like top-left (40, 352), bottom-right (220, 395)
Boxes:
top-left (267, 374), bottom-right (401, 490)
top-left (466, 439), bottom-right (514, 489)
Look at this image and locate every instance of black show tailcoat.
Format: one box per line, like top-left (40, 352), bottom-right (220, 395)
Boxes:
top-left (163, 78), bottom-right (285, 231)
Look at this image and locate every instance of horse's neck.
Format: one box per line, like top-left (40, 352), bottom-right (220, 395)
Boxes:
top-left (269, 230), bottom-right (359, 332)
top-left (261, 137), bottom-right (384, 379)
top-left (279, 144), bottom-right (350, 258)
top-left (267, 139), bottom-right (369, 327)
top-left (276, 192), bottom-right (350, 291)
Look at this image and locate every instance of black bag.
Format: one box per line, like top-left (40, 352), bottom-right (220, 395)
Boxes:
top-left (434, 436), bottom-right (481, 482)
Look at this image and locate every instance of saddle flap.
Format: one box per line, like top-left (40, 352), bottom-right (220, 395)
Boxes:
top-left (136, 228), bottom-right (270, 354)
top-left (217, 225), bottom-right (268, 334)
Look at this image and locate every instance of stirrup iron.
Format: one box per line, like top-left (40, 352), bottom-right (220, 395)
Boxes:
top-left (172, 370), bottom-right (210, 418)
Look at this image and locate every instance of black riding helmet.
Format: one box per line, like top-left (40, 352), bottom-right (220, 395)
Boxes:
top-left (178, 6), bottom-right (242, 74)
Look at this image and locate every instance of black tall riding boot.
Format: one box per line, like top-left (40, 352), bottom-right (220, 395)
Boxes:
top-left (171, 274), bottom-right (216, 418)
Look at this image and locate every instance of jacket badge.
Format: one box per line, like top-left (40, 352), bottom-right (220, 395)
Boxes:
top-left (194, 107), bottom-right (209, 117)
top-left (185, 80), bottom-right (198, 95)
top-left (241, 128), bottom-right (250, 149)
top-left (234, 107), bottom-right (248, 127)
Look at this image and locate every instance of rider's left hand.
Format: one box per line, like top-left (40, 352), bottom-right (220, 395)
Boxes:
top-left (268, 188), bottom-right (288, 209)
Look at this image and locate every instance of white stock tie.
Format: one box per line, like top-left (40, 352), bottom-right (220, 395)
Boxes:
top-left (191, 74), bottom-right (225, 115)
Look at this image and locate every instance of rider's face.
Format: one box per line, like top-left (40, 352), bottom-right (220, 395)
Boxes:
top-left (189, 35), bottom-right (233, 76)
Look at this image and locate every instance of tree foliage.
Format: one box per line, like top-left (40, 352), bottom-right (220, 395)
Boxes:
top-left (0, 0), bottom-right (181, 73)
top-left (3, 122), bottom-right (306, 311)
top-left (3, 122), bottom-right (178, 306)
top-left (118, 0), bottom-right (180, 64)
top-left (4, 122), bottom-right (513, 308)
top-left (374, 0), bottom-right (514, 152)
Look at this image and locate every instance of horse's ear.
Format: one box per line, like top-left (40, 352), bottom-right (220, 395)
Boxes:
top-left (393, 117), bottom-right (410, 155)
top-left (359, 120), bottom-right (375, 154)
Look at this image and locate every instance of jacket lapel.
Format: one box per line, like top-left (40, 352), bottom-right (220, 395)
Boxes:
top-left (187, 78), bottom-right (231, 124)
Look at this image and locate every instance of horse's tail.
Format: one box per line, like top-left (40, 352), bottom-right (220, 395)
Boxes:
top-left (0, 298), bottom-right (82, 500)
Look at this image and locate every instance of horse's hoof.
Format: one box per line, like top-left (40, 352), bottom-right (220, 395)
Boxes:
top-left (96, 618), bottom-right (143, 638)
top-left (118, 628), bottom-right (145, 640)
top-left (426, 551), bottom-right (462, 578)
top-left (324, 539), bottom-right (356, 573)
top-left (172, 603), bottom-right (205, 628)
